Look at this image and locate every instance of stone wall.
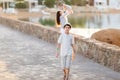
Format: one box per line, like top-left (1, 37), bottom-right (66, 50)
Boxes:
top-left (0, 16), bottom-right (120, 72)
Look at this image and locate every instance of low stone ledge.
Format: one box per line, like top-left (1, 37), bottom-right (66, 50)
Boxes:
top-left (0, 16), bottom-right (119, 72)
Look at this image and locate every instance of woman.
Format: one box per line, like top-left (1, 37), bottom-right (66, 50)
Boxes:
top-left (56, 4), bottom-right (73, 33)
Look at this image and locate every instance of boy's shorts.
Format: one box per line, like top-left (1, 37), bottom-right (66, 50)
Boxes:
top-left (60, 55), bottom-right (72, 69)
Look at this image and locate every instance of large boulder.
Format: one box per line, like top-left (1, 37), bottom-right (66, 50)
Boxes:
top-left (91, 29), bottom-right (120, 47)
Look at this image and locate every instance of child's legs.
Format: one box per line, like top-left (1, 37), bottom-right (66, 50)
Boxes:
top-left (61, 55), bottom-right (72, 75)
top-left (63, 69), bottom-right (66, 80)
top-left (61, 56), bottom-right (67, 80)
top-left (65, 55), bottom-right (72, 80)
top-left (65, 68), bottom-right (70, 80)
top-left (61, 56), bottom-right (66, 69)
top-left (65, 55), bottom-right (72, 69)
top-left (61, 55), bottom-right (72, 70)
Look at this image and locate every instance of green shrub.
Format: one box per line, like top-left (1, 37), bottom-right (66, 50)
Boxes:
top-left (68, 16), bottom-right (86, 28)
top-left (44, 0), bottom-right (55, 8)
top-left (64, 0), bottom-right (71, 5)
top-left (39, 19), bottom-right (55, 26)
top-left (71, 0), bottom-right (87, 6)
top-left (15, 2), bottom-right (27, 9)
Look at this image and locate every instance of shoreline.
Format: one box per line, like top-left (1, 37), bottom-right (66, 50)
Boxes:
top-left (0, 6), bottom-right (120, 19)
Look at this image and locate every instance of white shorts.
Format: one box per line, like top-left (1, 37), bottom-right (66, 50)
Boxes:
top-left (60, 55), bottom-right (72, 69)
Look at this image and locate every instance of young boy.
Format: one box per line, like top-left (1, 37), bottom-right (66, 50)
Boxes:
top-left (56, 24), bottom-right (75, 80)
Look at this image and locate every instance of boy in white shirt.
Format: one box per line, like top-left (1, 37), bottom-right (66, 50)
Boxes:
top-left (56, 24), bottom-right (75, 80)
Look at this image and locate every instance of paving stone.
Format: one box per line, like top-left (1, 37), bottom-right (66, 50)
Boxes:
top-left (0, 24), bottom-right (120, 80)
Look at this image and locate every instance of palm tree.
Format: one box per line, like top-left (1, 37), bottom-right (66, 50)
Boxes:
top-left (107, 0), bottom-right (109, 6)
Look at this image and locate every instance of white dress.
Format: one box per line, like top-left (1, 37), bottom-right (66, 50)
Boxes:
top-left (60, 4), bottom-right (72, 33)
top-left (60, 11), bottom-right (69, 33)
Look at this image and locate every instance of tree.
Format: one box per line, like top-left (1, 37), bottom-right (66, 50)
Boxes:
top-left (64, 0), bottom-right (71, 5)
top-left (107, 0), bottom-right (109, 5)
top-left (71, 0), bottom-right (87, 6)
top-left (14, 0), bottom-right (27, 9)
top-left (15, 0), bottom-right (24, 1)
top-left (38, 0), bottom-right (44, 5)
top-left (44, 0), bottom-right (55, 8)
top-left (14, 0), bottom-right (24, 2)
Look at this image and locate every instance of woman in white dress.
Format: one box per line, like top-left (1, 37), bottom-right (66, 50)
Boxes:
top-left (56, 4), bottom-right (73, 33)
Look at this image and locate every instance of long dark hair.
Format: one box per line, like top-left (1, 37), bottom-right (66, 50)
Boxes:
top-left (56, 11), bottom-right (61, 25)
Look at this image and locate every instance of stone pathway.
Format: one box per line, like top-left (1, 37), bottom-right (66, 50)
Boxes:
top-left (0, 24), bottom-right (120, 80)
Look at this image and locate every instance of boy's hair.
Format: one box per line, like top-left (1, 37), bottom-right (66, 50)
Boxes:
top-left (63, 24), bottom-right (72, 29)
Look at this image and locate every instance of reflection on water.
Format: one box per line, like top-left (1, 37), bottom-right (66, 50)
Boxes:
top-left (19, 13), bottom-right (120, 29)
top-left (86, 14), bottom-right (120, 29)
top-left (69, 13), bottom-right (120, 29)
top-left (39, 18), bottom-right (55, 26)
top-left (19, 13), bottom-right (120, 37)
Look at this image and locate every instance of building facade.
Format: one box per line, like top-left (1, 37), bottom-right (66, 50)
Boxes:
top-left (0, 0), bottom-right (16, 13)
top-left (88, 0), bottom-right (120, 10)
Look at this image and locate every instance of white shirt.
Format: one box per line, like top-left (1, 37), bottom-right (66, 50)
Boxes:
top-left (58, 33), bottom-right (74, 56)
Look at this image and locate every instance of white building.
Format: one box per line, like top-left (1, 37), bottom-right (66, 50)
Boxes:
top-left (25, 0), bottom-right (40, 12)
top-left (109, 0), bottom-right (120, 9)
top-left (94, 0), bottom-right (107, 10)
top-left (94, 0), bottom-right (120, 10)
top-left (0, 0), bottom-right (16, 13)
top-left (26, 0), bottom-right (46, 13)
top-left (0, 0), bottom-right (40, 13)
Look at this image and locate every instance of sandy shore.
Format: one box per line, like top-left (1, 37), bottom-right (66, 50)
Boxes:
top-left (0, 11), bottom-right (42, 19)
top-left (0, 7), bottom-right (120, 19)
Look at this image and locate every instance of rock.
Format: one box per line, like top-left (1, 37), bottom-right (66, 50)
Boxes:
top-left (91, 29), bottom-right (120, 47)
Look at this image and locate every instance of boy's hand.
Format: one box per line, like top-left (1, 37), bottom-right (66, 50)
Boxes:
top-left (56, 53), bottom-right (59, 58)
top-left (56, 48), bottom-right (60, 58)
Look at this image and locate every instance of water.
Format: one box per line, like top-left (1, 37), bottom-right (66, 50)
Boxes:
top-left (19, 13), bottom-right (120, 37)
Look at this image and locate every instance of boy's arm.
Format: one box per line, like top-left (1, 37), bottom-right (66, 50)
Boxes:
top-left (71, 35), bottom-right (75, 61)
top-left (56, 34), bottom-right (62, 58)
top-left (56, 43), bottom-right (61, 58)
top-left (71, 44), bottom-right (75, 61)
